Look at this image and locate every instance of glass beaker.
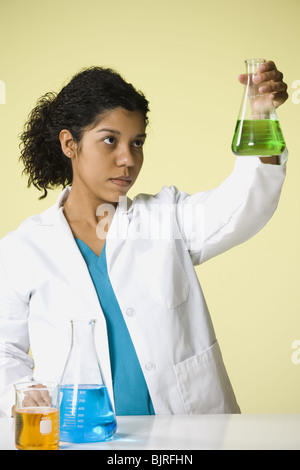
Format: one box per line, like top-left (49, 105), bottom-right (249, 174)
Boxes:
top-left (14, 382), bottom-right (60, 450)
top-left (232, 58), bottom-right (286, 157)
top-left (59, 319), bottom-right (117, 443)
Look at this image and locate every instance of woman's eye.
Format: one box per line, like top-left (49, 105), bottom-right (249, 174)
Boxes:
top-left (104, 136), bottom-right (116, 145)
top-left (133, 140), bottom-right (143, 148)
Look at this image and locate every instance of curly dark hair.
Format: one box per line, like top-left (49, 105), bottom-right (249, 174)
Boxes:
top-left (19, 67), bottom-right (150, 199)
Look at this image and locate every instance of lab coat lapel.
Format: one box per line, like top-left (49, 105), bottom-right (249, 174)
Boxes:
top-left (53, 206), bottom-right (100, 314)
top-left (50, 199), bottom-right (114, 407)
top-left (105, 195), bottom-right (131, 273)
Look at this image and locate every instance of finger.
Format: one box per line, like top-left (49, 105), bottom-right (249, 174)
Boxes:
top-left (258, 60), bottom-right (276, 73)
top-left (239, 61), bottom-right (283, 86)
top-left (253, 70), bottom-right (283, 84)
top-left (30, 389), bottom-right (51, 406)
top-left (258, 81), bottom-right (288, 94)
top-left (271, 90), bottom-right (289, 108)
top-left (23, 384), bottom-right (51, 407)
top-left (22, 394), bottom-right (49, 408)
top-left (34, 383), bottom-right (52, 406)
top-left (38, 389), bottom-right (51, 406)
top-left (238, 73), bottom-right (248, 85)
top-left (23, 394), bottom-right (39, 407)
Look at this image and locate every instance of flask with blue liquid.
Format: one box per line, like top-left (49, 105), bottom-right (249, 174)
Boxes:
top-left (59, 319), bottom-right (117, 443)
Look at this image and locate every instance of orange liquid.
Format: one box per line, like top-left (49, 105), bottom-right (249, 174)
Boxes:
top-left (15, 407), bottom-right (60, 450)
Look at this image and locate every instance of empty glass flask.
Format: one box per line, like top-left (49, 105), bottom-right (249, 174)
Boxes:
top-left (59, 319), bottom-right (117, 443)
top-left (232, 58), bottom-right (286, 157)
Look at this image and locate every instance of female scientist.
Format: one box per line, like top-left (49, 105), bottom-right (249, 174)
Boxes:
top-left (0, 63), bottom-right (288, 417)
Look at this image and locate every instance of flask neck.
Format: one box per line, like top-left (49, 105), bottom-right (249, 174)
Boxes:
top-left (60, 319), bottom-right (104, 386)
top-left (245, 58), bottom-right (266, 76)
top-left (240, 58), bottom-right (277, 120)
top-left (70, 319), bottom-right (96, 351)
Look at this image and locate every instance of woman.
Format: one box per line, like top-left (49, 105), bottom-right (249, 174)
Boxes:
top-left (0, 63), bottom-right (288, 417)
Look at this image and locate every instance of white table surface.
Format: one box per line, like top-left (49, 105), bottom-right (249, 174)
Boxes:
top-left (1, 414), bottom-right (300, 450)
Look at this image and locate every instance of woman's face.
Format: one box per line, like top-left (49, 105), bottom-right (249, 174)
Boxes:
top-left (71, 107), bottom-right (146, 205)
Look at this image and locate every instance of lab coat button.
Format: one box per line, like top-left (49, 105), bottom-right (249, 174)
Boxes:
top-left (126, 307), bottom-right (136, 317)
top-left (145, 362), bottom-right (156, 371)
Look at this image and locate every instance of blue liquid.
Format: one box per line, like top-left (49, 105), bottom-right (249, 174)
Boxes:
top-left (59, 385), bottom-right (117, 443)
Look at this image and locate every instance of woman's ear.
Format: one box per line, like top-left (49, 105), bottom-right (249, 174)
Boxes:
top-left (59, 129), bottom-right (76, 159)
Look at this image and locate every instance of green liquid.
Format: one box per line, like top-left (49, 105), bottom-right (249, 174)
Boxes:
top-left (232, 119), bottom-right (286, 156)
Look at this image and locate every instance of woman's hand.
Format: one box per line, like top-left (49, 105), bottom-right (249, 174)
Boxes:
top-left (238, 60), bottom-right (289, 109)
top-left (11, 383), bottom-right (51, 417)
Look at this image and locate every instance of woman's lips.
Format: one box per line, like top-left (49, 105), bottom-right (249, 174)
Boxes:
top-left (109, 177), bottom-right (132, 187)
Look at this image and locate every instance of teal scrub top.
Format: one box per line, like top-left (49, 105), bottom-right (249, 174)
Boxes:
top-left (75, 238), bottom-right (155, 416)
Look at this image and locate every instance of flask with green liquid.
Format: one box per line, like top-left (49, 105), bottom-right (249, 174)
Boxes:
top-left (232, 58), bottom-right (286, 157)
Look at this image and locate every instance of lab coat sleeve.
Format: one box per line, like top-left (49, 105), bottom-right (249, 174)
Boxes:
top-left (0, 246), bottom-right (34, 417)
top-left (174, 152), bottom-right (287, 265)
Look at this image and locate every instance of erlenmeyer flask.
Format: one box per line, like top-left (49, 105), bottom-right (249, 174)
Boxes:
top-left (232, 58), bottom-right (286, 157)
top-left (59, 319), bottom-right (117, 443)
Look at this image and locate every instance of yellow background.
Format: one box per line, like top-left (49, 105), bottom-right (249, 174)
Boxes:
top-left (1, 0), bottom-right (300, 413)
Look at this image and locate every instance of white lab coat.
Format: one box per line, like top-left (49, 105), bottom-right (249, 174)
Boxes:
top-left (0, 154), bottom-right (287, 417)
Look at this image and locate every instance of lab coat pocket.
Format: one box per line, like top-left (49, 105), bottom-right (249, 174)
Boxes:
top-left (174, 341), bottom-right (240, 414)
top-left (136, 240), bottom-right (190, 309)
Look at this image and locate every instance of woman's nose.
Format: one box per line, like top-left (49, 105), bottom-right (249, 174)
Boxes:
top-left (116, 145), bottom-right (134, 167)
